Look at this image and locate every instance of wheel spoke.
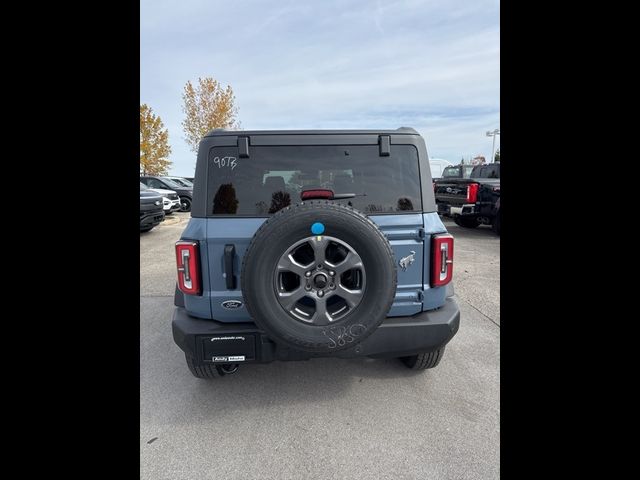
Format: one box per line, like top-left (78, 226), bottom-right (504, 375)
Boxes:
top-left (335, 284), bottom-right (363, 308)
top-left (331, 251), bottom-right (364, 275)
top-left (277, 287), bottom-right (307, 311)
top-left (277, 254), bottom-right (308, 276)
top-left (310, 296), bottom-right (331, 325)
top-left (309, 237), bottom-right (329, 265)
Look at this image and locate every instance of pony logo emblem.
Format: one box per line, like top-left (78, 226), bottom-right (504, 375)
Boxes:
top-left (398, 251), bottom-right (416, 271)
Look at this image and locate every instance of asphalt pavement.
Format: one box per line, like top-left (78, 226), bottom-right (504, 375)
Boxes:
top-left (140, 212), bottom-right (500, 480)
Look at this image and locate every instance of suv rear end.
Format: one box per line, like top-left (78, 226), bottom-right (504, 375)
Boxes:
top-left (172, 128), bottom-right (460, 377)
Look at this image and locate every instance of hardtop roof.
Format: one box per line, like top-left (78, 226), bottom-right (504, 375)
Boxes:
top-left (204, 127), bottom-right (419, 137)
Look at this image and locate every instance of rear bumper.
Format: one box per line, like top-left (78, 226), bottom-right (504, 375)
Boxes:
top-left (172, 297), bottom-right (460, 364)
top-left (437, 201), bottom-right (494, 218)
top-left (449, 204), bottom-right (475, 216)
top-left (140, 210), bottom-right (165, 228)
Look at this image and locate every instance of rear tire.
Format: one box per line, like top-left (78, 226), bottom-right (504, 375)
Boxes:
top-left (400, 347), bottom-right (445, 370)
top-left (185, 355), bottom-right (223, 379)
top-left (454, 216), bottom-right (480, 228)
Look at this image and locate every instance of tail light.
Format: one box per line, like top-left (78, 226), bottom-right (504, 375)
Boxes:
top-left (431, 234), bottom-right (454, 287)
top-left (175, 241), bottom-right (201, 295)
top-left (466, 183), bottom-right (479, 203)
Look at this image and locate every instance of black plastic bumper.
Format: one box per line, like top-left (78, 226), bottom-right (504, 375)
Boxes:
top-left (172, 297), bottom-right (460, 365)
top-left (437, 201), bottom-right (494, 218)
top-left (140, 210), bottom-right (165, 228)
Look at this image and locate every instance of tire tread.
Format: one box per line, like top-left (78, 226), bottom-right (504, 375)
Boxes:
top-left (401, 347), bottom-right (445, 370)
top-left (185, 354), bottom-right (222, 379)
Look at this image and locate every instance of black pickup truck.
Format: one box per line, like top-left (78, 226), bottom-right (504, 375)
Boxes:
top-left (434, 163), bottom-right (500, 232)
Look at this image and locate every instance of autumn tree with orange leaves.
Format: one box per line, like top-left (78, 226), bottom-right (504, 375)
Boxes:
top-left (181, 77), bottom-right (239, 152)
top-left (140, 104), bottom-right (172, 175)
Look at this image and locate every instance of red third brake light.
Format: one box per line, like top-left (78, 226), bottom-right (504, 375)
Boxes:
top-left (175, 241), bottom-right (201, 295)
top-left (301, 189), bottom-right (334, 201)
top-left (431, 234), bottom-right (454, 287)
top-left (466, 183), bottom-right (479, 203)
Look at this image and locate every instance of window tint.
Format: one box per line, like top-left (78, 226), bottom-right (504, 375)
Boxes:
top-left (146, 179), bottom-right (164, 189)
top-left (474, 164), bottom-right (500, 178)
top-left (207, 145), bottom-right (422, 215)
top-left (173, 178), bottom-right (193, 187)
top-left (161, 178), bottom-right (183, 189)
top-left (463, 166), bottom-right (475, 178)
top-left (442, 166), bottom-right (461, 177)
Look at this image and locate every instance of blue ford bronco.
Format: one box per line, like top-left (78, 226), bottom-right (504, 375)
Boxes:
top-left (172, 128), bottom-right (460, 378)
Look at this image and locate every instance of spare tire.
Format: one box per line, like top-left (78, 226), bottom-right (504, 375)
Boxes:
top-left (241, 201), bottom-right (397, 353)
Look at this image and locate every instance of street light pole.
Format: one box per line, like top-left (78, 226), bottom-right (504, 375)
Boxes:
top-left (486, 128), bottom-right (500, 163)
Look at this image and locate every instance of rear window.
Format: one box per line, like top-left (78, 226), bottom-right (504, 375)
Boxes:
top-left (472, 164), bottom-right (500, 178)
top-left (206, 144), bottom-right (422, 216)
top-left (442, 166), bottom-right (461, 178)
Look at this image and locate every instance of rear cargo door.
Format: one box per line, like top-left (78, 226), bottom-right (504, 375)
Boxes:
top-left (369, 213), bottom-right (424, 316)
top-left (201, 135), bottom-right (426, 321)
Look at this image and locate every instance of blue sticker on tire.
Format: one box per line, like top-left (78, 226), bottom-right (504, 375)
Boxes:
top-left (311, 222), bottom-right (325, 235)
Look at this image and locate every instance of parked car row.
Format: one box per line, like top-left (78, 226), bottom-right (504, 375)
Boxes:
top-left (141, 182), bottom-right (180, 214)
top-left (140, 176), bottom-right (194, 212)
top-left (139, 175), bottom-right (193, 232)
top-left (164, 176), bottom-right (193, 188)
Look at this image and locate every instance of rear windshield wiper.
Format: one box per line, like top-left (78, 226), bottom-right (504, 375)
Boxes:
top-left (333, 193), bottom-right (357, 199)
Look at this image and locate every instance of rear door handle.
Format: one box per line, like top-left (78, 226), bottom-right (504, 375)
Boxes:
top-left (224, 245), bottom-right (236, 289)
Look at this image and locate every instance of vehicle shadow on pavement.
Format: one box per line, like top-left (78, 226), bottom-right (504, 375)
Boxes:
top-left (210, 357), bottom-right (423, 386)
top-left (141, 349), bottom-right (439, 426)
top-left (140, 297), bottom-right (456, 428)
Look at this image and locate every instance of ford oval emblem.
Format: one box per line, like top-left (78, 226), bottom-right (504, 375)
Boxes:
top-left (221, 300), bottom-right (243, 309)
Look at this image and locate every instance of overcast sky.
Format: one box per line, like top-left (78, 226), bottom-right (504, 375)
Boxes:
top-left (141, 0), bottom-right (500, 177)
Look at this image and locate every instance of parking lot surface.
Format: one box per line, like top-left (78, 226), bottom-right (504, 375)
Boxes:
top-left (141, 212), bottom-right (500, 480)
